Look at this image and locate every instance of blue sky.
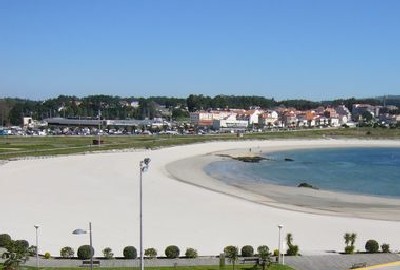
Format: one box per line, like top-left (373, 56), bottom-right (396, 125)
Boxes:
top-left (0, 0), bottom-right (399, 101)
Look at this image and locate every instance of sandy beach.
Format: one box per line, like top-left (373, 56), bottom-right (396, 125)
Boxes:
top-left (1, 139), bottom-right (400, 257)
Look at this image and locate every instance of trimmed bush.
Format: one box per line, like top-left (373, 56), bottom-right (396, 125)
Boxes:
top-left (257, 245), bottom-right (270, 257)
top-left (273, 249), bottom-right (279, 257)
top-left (28, 245), bottom-right (37, 256)
top-left (102, 247), bottom-right (114, 259)
top-left (365, 240), bottom-right (379, 253)
top-left (145, 248), bottom-right (157, 259)
top-left (44, 252), bottom-right (51, 259)
top-left (241, 245), bottom-right (254, 257)
top-left (0, 234), bottom-right (12, 247)
top-left (77, 245), bottom-right (94, 260)
top-left (60, 246), bottom-right (74, 258)
top-left (381, 243), bottom-right (390, 253)
top-left (185, 248), bottom-right (198, 258)
top-left (345, 246), bottom-right (355, 254)
top-left (123, 246), bottom-right (137, 259)
top-left (165, 245), bottom-right (180, 259)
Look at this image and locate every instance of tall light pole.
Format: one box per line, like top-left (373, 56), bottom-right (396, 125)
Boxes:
top-left (278, 225), bottom-right (283, 264)
top-left (73, 222), bottom-right (93, 270)
top-left (34, 225), bottom-right (39, 270)
top-left (139, 158), bottom-right (151, 270)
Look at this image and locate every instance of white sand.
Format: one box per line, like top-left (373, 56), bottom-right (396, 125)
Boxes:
top-left (1, 139), bottom-right (400, 257)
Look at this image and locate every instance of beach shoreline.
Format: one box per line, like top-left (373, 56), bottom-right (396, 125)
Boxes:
top-left (2, 139), bottom-right (400, 257)
top-left (166, 141), bottom-right (400, 221)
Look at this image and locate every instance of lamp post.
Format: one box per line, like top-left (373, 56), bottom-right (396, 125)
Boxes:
top-left (34, 225), bottom-right (39, 270)
top-left (277, 225), bottom-right (283, 264)
top-left (73, 222), bottom-right (93, 270)
top-left (139, 158), bottom-right (151, 270)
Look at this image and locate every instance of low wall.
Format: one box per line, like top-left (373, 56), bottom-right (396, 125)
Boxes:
top-left (21, 257), bottom-right (221, 267)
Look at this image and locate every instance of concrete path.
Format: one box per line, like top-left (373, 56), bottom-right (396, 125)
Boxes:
top-left (284, 254), bottom-right (400, 270)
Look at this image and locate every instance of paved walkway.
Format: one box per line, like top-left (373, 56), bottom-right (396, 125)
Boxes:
top-left (1, 253), bottom-right (399, 270)
top-left (284, 254), bottom-right (400, 270)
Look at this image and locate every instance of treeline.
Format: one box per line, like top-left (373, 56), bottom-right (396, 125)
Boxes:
top-left (0, 94), bottom-right (389, 126)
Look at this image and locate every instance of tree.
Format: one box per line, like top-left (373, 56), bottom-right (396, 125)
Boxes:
top-left (185, 247), bottom-right (198, 258)
top-left (365, 240), bottom-right (379, 253)
top-left (144, 248), bottom-right (157, 259)
top-left (102, 247), bottom-right (114, 259)
top-left (77, 245), bottom-right (94, 260)
top-left (224, 245), bottom-right (238, 270)
top-left (165, 245), bottom-right (180, 259)
top-left (0, 234), bottom-right (12, 247)
top-left (344, 233), bottom-right (357, 254)
top-left (123, 246), bottom-right (137, 259)
top-left (286, 233), bottom-right (299, 256)
top-left (2, 240), bottom-right (29, 270)
top-left (60, 246), bottom-right (74, 258)
top-left (257, 246), bottom-right (271, 270)
top-left (241, 245), bottom-right (254, 257)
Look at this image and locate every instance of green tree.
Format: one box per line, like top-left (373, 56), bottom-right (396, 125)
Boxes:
top-left (344, 232), bottom-right (357, 254)
top-left (2, 240), bottom-right (29, 270)
top-left (224, 245), bottom-right (238, 270)
top-left (102, 247), bottom-right (113, 259)
top-left (185, 247), bottom-right (198, 258)
top-left (144, 248), bottom-right (157, 259)
top-left (365, 240), bottom-right (379, 253)
top-left (257, 245), bottom-right (271, 270)
top-left (0, 234), bottom-right (12, 247)
top-left (60, 246), bottom-right (74, 258)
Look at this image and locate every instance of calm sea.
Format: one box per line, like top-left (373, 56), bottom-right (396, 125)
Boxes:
top-left (205, 147), bottom-right (400, 198)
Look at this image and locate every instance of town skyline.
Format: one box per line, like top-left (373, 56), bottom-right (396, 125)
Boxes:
top-left (1, 0), bottom-right (399, 101)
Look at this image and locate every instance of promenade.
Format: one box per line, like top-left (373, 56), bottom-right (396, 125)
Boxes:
top-left (6, 253), bottom-right (399, 270)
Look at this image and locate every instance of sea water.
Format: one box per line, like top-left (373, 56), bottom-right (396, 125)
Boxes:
top-left (205, 147), bottom-right (400, 198)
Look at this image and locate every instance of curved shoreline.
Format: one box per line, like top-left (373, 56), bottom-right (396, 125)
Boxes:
top-left (2, 138), bottom-right (400, 257)
top-left (166, 140), bottom-right (400, 221)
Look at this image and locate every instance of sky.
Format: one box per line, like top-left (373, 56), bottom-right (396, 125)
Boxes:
top-left (0, 0), bottom-right (399, 101)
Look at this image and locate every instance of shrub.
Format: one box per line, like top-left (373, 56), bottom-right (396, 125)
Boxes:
top-left (60, 246), bottom-right (74, 258)
top-left (286, 245), bottom-right (299, 256)
top-left (381, 243), bottom-right (390, 253)
top-left (44, 252), bottom-right (51, 259)
top-left (273, 249), bottom-right (279, 257)
top-left (77, 245), bottom-right (94, 260)
top-left (345, 246), bottom-right (355, 254)
top-left (123, 246), bottom-right (137, 259)
top-left (165, 245), bottom-right (180, 259)
top-left (102, 247), bottom-right (114, 259)
top-left (241, 245), bottom-right (254, 257)
top-left (145, 248), bottom-right (157, 259)
top-left (185, 247), bottom-right (198, 258)
top-left (365, 240), bottom-right (379, 253)
top-left (0, 234), bottom-right (12, 247)
top-left (28, 245), bottom-right (37, 256)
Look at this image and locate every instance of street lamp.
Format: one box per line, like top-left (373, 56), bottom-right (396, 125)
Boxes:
top-left (277, 225), bottom-right (283, 264)
top-left (73, 222), bottom-right (93, 270)
top-left (34, 225), bottom-right (39, 270)
top-left (139, 158), bottom-right (151, 270)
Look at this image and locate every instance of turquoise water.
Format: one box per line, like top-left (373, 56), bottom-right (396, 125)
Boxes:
top-left (205, 147), bottom-right (400, 198)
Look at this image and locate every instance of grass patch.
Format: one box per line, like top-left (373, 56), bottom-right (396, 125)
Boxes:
top-left (0, 127), bottom-right (399, 160)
